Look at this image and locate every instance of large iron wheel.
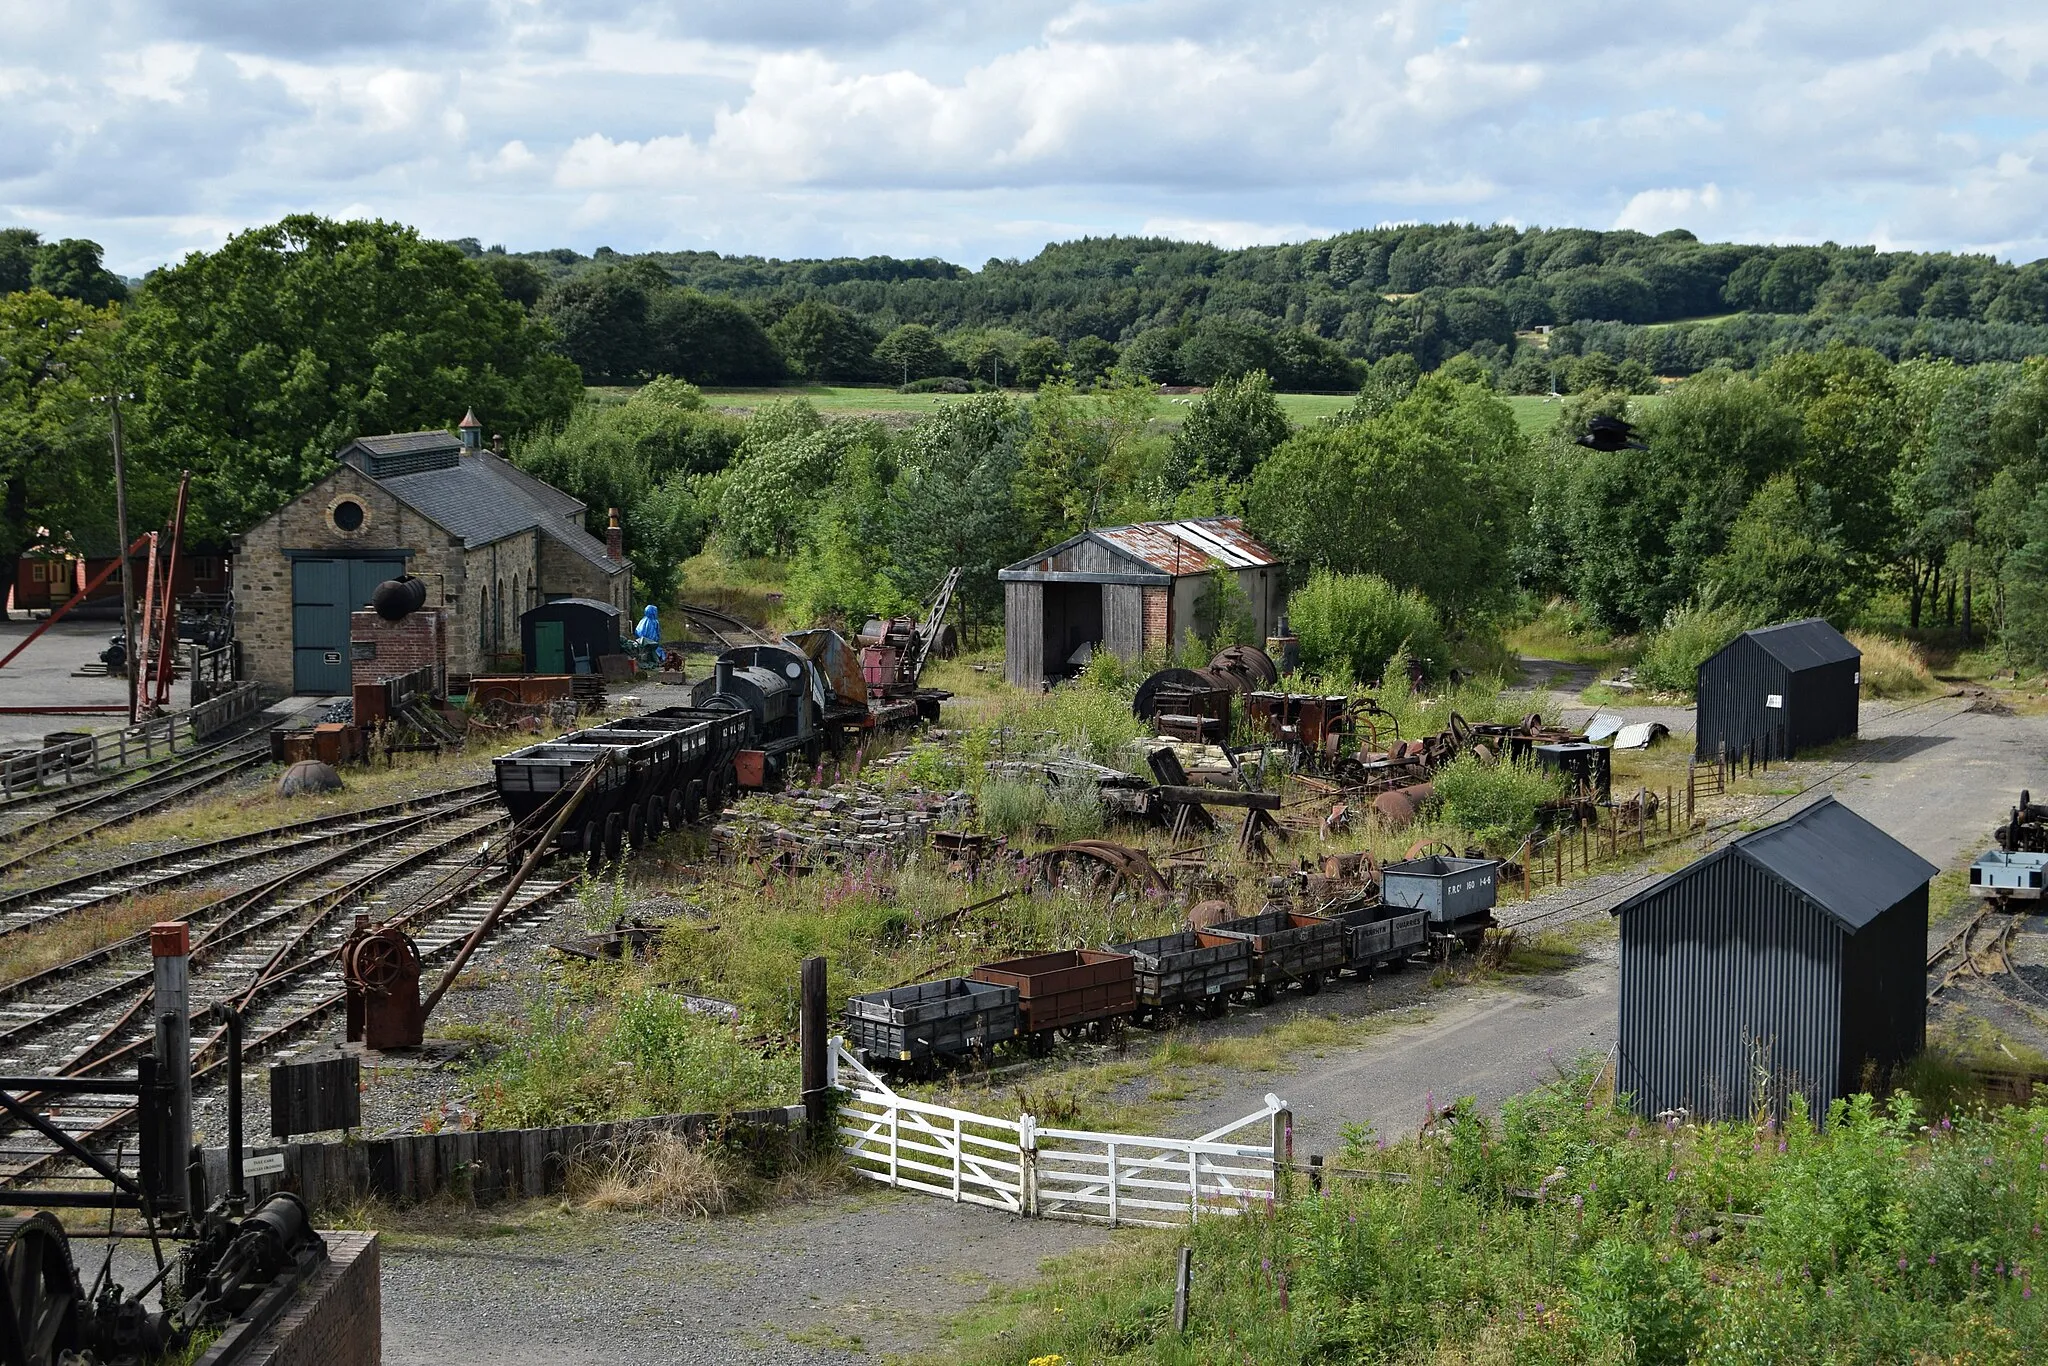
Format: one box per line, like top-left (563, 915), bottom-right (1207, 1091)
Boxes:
top-left (0, 1214), bottom-right (80, 1366)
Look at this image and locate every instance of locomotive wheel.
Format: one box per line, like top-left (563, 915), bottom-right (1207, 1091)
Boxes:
top-left (0, 1214), bottom-right (81, 1366)
top-left (602, 812), bottom-right (624, 863)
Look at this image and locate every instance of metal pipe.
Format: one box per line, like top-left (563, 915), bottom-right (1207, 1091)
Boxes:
top-left (217, 1001), bottom-right (246, 1214)
top-left (420, 753), bottom-right (609, 1016)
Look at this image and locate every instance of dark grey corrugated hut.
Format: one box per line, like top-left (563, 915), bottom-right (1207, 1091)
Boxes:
top-left (1695, 618), bottom-right (1861, 762)
top-left (1613, 797), bottom-right (1933, 1122)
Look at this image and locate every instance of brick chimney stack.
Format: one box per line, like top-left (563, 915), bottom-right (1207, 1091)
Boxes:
top-left (607, 507), bottom-right (623, 562)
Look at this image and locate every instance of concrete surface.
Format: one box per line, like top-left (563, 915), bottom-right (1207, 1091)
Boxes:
top-left (0, 618), bottom-right (135, 747)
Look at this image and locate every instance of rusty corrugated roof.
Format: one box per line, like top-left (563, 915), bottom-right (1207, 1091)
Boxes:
top-left (1095, 518), bottom-right (1279, 574)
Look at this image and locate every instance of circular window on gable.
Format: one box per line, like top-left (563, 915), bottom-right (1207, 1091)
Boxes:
top-left (328, 496), bottom-right (368, 535)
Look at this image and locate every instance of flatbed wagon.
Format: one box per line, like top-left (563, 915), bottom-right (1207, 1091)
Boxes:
top-left (1199, 909), bottom-right (1345, 1002)
top-left (843, 976), bottom-right (1019, 1075)
top-left (1109, 930), bottom-right (1250, 1021)
top-left (970, 949), bottom-right (1137, 1046)
top-left (492, 705), bottom-right (750, 863)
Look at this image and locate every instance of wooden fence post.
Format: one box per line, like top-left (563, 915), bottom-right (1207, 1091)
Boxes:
top-left (1174, 1247), bottom-right (1193, 1334)
top-left (1271, 1106), bottom-right (1293, 1204)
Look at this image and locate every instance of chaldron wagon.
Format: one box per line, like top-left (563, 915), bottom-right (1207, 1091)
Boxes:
top-left (1322, 904), bottom-right (1431, 976)
top-left (970, 950), bottom-right (1137, 1051)
top-left (492, 705), bottom-right (750, 865)
top-left (1109, 930), bottom-right (1252, 1022)
top-left (1199, 910), bottom-right (1346, 1003)
top-left (842, 977), bottom-right (1020, 1076)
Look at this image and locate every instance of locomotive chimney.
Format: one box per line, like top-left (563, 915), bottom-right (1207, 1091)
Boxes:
top-left (607, 507), bottom-right (623, 562)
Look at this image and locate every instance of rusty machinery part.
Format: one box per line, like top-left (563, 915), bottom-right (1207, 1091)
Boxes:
top-left (1404, 837), bottom-right (1460, 861)
top-left (1997, 788), bottom-right (2048, 853)
top-left (343, 925), bottom-right (420, 994)
top-left (1372, 782), bottom-right (1435, 830)
top-left (1132, 668), bottom-right (1209, 720)
top-left (1036, 840), bottom-right (1169, 895)
top-left (342, 920), bottom-right (426, 1049)
top-left (0, 1214), bottom-right (81, 1366)
top-left (1207, 645), bottom-right (1279, 691)
top-left (1187, 898), bottom-right (1234, 930)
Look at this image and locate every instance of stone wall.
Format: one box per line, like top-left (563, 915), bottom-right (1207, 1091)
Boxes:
top-left (457, 531), bottom-right (541, 678)
top-left (537, 532), bottom-right (631, 615)
top-left (233, 465), bottom-right (466, 695)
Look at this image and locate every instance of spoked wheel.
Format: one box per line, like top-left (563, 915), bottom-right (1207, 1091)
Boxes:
top-left (0, 1214), bottom-right (81, 1366)
top-left (602, 812), bottom-right (625, 863)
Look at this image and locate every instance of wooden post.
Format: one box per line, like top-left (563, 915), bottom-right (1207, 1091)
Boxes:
top-left (1308, 1152), bottom-right (1324, 1193)
top-left (1174, 1247), bottom-right (1193, 1334)
top-left (1271, 1106), bottom-right (1293, 1204)
top-left (801, 955), bottom-right (829, 1140)
top-left (1521, 848), bottom-right (1530, 899)
top-left (1555, 831), bottom-right (1563, 885)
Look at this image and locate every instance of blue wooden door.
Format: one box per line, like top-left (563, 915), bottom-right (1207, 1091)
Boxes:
top-left (292, 558), bottom-right (403, 693)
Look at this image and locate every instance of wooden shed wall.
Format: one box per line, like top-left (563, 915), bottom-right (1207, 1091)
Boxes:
top-left (1103, 584), bottom-right (1146, 662)
top-left (1004, 581), bottom-right (1042, 688)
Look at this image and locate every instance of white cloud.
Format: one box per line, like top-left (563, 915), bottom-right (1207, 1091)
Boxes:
top-left (7, 2), bottom-right (2048, 271)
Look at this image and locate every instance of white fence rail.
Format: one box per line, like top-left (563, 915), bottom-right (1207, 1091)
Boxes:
top-left (0, 683), bottom-right (261, 798)
top-left (832, 1040), bottom-right (1286, 1228)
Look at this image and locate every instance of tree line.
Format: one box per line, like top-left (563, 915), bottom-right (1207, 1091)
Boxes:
top-left (462, 224), bottom-right (2048, 393)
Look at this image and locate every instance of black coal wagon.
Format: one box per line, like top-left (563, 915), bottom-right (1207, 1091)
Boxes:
top-left (492, 705), bottom-right (750, 864)
top-left (1110, 930), bottom-right (1252, 1021)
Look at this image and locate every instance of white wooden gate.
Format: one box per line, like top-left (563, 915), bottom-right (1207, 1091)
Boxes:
top-left (832, 1039), bottom-right (1285, 1228)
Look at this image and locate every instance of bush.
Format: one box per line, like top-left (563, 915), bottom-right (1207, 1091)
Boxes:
top-left (1289, 572), bottom-right (1447, 683)
top-left (1846, 630), bottom-right (1935, 697)
top-left (978, 778), bottom-right (1047, 837)
top-left (1635, 594), bottom-right (1753, 694)
top-left (1432, 755), bottom-right (1566, 849)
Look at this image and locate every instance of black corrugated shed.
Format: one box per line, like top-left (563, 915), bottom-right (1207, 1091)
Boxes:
top-left (1695, 618), bottom-right (1860, 761)
top-left (1613, 797), bottom-right (1933, 1122)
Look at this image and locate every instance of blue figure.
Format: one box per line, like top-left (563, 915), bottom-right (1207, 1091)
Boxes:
top-left (634, 605), bottom-right (664, 665)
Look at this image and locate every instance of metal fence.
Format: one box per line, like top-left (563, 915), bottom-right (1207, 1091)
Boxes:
top-left (0, 683), bottom-right (261, 799)
top-left (833, 1040), bottom-right (1285, 1228)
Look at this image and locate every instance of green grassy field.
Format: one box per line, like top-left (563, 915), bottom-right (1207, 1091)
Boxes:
top-left (595, 384), bottom-right (1635, 439)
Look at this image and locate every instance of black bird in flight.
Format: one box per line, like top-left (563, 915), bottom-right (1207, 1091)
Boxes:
top-left (1575, 415), bottom-right (1648, 451)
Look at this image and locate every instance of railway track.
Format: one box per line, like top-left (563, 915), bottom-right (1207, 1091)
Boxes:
top-left (0, 802), bottom-right (576, 1190)
top-left (0, 728), bottom-right (280, 867)
top-left (0, 784), bottom-right (497, 940)
top-left (1928, 905), bottom-right (2031, 999)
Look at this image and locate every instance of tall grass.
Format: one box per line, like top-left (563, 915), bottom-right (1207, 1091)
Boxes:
top-left (1432, 755), bottom-right (1567, 850)
top-left (955, 1060), bottom-right (2048, 1365)
top-left (1847, 630), bottom-right (1936, 697)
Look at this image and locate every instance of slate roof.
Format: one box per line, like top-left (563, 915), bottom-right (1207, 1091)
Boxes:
top-left (332, 431), bottom-right (625, 575)
top-left (1613, 796), bottom-right (1935, 932)
top-left (1741, 618), bottom-right (1860, 672)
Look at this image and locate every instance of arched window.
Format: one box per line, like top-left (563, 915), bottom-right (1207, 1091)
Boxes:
top-left (478, 592), bottom-right (488, 653)
top-left (494, 580), bottom-right (505, 649)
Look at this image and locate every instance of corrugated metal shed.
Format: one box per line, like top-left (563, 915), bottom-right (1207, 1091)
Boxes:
top-left (1613, 797), bottom-right (1931, 1122)
top-left (1695, 618), bottom-right (1860, 762)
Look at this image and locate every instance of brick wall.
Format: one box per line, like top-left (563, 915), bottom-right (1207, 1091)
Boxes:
top-left (1142, 586), bottom-right (1170, 655)
top-left (350, 608), bottom-right (447, 690)
top-left (196, 1230), bottom-right (379, 1366)
top-left (233, 465), bottom-right (467, 695)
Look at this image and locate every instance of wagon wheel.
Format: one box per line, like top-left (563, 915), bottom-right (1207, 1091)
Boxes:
top-left (1058, 1024), bottom-right (1086, 1043)
top-left (1252, 981), bottom-right (1276, 1006)
top-left (1035, 841), bottom-right (1168, 897)
top-left (346, 930), bottom-right (419, 997)
top-left (1298, 970), bottom-right (1323, 996)
top-left (1201, 994), bottom-right (1229, 1019)
top-left (576, 818), bottom-right (598, 857)
top-left (665, 787), bottom-right (685, 830)
top-left (682, 780), bottom-right (704, 825)
top-left (0, 1215), bottom-right (81, 1366)
top-left (625, 802), bottom-right (647, 848)
top-left (602, 812), bottom-right (625, 863)
top-left (1404, 838), bottom-right (1457, 862)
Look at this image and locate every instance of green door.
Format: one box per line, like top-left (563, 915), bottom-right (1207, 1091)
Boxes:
top-left (533, 619), bottom-right (566, 674)
top-left (292, 556), bottom-right (403, 694)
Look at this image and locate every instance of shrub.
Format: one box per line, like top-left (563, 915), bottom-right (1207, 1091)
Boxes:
top-left (978, 778), bottom-right (1047, 837)
top-left (1635, 594), bottom-right (1753, 694)
top-left (1289, 572), bottom-right (1447, 683)
top-left (1432, 755), bottom-right (1566, 849)
top-left (1846, 630), bottom-right (1935, 697)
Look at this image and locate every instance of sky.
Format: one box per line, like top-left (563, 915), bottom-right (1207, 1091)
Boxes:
top-left (6, 1), bottom-right (2048, 276)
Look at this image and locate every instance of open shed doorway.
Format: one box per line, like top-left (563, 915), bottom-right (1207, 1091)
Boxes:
top-left (1043, 581), bottom-right (1103, 677)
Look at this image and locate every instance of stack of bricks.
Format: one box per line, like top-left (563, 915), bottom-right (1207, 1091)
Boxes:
top-left (350, 607), bottom-right (447, 691)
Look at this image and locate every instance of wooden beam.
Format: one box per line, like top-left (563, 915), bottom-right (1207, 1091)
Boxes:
top-left (1153, 785), bottom-right (1281, 810)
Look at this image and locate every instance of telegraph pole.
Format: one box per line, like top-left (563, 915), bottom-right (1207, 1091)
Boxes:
top-left (98, 392), bottom-right (138, 724)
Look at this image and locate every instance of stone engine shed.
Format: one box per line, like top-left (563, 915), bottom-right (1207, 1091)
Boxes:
top-left (997, 517), bottom-right (1284, 689)
top-left (233, 418), bottom-right (631, 695)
